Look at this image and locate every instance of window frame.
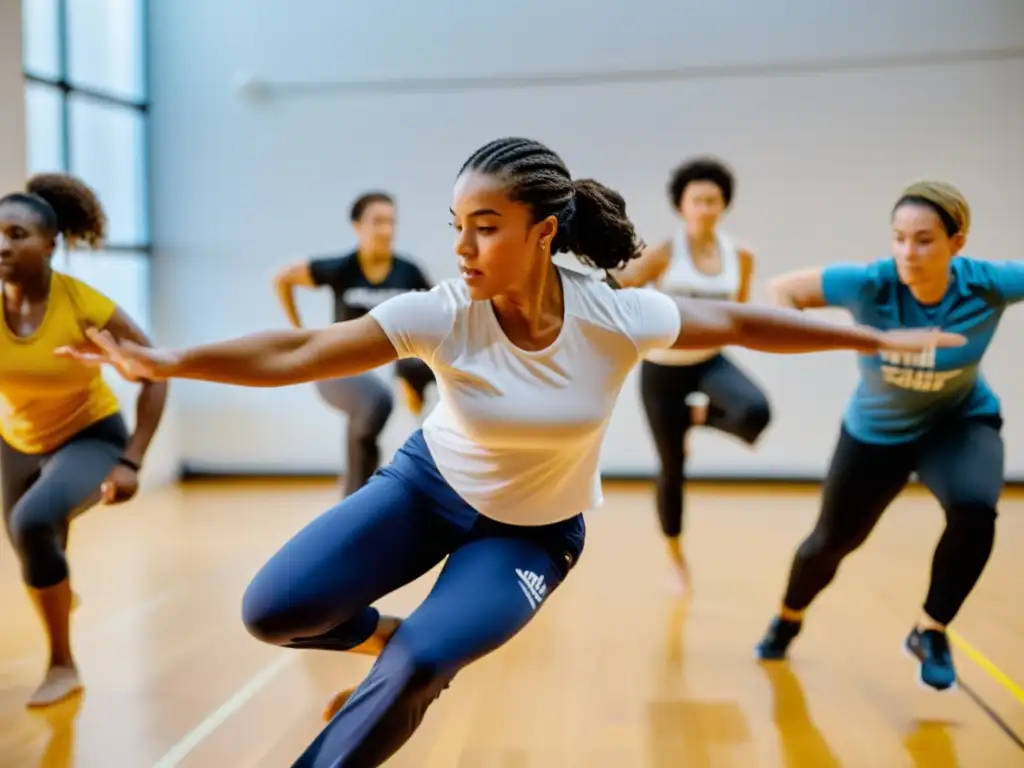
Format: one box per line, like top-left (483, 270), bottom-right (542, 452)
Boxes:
top-left (21, 0), bottom-right (151, 256)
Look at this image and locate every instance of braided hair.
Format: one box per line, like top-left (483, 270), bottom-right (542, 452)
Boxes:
top-left (459, 138), bottom-right (643, 279)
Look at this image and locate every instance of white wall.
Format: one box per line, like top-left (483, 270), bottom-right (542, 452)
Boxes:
top-left (0, 3), bottom-right (26, 192)
top-left (147, 0), bottom-right (1024, 479)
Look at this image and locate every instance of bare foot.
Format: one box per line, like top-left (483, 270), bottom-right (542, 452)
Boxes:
top-left (27, 665), bottom-right (82, 709)
top-left (323, 615), bottom-right (402, 722)
top-left (348, 615), bottom-right (402, 656)
top-left (665, 539), bottom-right (692, 598)
top-left (322, 686), bottom-right (356, 722)
top-left (667, 564), bottom-right (692, 597)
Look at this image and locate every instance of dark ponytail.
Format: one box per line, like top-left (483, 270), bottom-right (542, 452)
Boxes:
top-left (556, 178), bottom-right (642, 273)
top-left (459, 138), bottom-right (643, 279)
top-left (0, 173), bottom-right (107, 250)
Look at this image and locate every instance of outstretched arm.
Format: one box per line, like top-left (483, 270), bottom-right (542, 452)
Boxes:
top-left (766, 267), bottom-right (829, 310)
top-left (668, 297), bottom-right (963, 354)
top-left (59, 314), bottom-right (399, 387)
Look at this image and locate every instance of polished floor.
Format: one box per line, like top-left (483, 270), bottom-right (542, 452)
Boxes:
top-left (1, 478), bottom-right (1022, 767)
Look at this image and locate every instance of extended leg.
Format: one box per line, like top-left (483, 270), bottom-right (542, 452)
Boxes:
top-left (755, 427), bottom-right (913, 660)
top-left (6, 424), bottom-right (125, 707)
top-left (698, 354), bottom-right (772, 446)
top-left (292, 534), bottom-right (573, 767)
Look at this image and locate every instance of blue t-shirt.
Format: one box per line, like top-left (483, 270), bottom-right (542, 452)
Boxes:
top-left (821, 256), bottom-right (1024, 444)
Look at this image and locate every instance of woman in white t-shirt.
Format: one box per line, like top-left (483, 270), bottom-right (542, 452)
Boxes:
top-left (615, 157), bottom-right (771, 595)
top-left (59, 137), bottom-right (964, 767)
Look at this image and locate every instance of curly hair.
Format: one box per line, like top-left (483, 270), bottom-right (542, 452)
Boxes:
top-left (666, 156), bottom-right (735, 210)
top-left (1, 173), bottom-right (107, 250)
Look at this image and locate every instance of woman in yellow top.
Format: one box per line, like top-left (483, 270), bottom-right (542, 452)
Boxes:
top-left (0, 173), bottom-right (168, 708)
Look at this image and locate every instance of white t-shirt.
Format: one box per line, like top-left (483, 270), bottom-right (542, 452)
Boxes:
top-left (369, 267), bottom-right (682, 526)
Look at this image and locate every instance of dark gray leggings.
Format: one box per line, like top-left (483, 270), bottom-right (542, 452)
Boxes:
top-left (315, 372), bottom-right (394, 497)
top-left (1, 413), bottom-right (128, 589)
top-left (640, 354), bottom-right (772, 538)
top-left (783, 416), bottom-right (1003, 625)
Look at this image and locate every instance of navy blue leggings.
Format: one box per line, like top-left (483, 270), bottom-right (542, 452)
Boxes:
top-left (242, 431), bottom-right (585, 767)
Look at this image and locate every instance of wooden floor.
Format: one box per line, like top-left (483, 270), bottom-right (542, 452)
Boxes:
top-left (1, 479), bottom-right (1023, 767)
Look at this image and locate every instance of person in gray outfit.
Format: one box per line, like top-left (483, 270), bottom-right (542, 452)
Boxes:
top-left (273, 192), bottom-right (434, 497)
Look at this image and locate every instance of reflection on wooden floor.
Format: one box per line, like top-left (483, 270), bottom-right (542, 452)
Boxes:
top-left (1, 479), bottom-right (1023, 766)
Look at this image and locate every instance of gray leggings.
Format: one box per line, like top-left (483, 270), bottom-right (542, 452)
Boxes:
top-left (315, 373), bottom-right (394, 497)
top-left (1, 413), bottom-right (128, 589)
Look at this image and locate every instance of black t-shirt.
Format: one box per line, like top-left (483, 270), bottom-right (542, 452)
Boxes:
top-left (308, 251), bottom-right (431, 323)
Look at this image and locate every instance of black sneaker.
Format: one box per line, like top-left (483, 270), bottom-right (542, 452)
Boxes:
top-left (904, 627), bottom-right (956, 691)
top-left (755, 616), bottom-right (802, 660)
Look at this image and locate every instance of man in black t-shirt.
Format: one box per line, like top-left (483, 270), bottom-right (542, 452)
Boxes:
top-left (273, 191), bottom-right (436, 497)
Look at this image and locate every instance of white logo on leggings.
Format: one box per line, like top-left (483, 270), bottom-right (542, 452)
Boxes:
top-left (516, 568), bottom-right (548, 610)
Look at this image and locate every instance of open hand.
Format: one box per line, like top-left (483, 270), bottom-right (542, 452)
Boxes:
top-left (878, 328), bottom-right (967, 353)
top-left (55, 327), bottom-right (179, 382)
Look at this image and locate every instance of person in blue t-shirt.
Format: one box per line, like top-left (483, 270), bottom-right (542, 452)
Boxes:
top-left (754, 180), bottom-right (1024, 692)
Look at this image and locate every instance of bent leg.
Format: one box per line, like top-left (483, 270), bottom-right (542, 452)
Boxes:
top-left (916, 418), bottom-right (1004, 625)
top-left (904, 418), bottom-right (1004, 691)
top-left (241, 472), bottom-right (456, 653)
top-left (292, 532), bottom-right (575, 767)
top-left (699, 354), bottom-right (772, 446)
top-left (316, 373), bottom-right (394, 497)
top-left (5, 416), bottom-right (126, 707)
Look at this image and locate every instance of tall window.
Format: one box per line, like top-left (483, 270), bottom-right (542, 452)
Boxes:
top-left (21, 0), bottom-right (151, 334)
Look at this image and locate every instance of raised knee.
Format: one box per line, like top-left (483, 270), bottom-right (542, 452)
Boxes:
top-left (7, 510), bottom-right (68, 588)
top-left (7, 508), bottom-right (37, 550)
top-left (742, 398), bottom-right (772, 438)
top-left (241, 580), bottom-right (375, 650)
top-left (241, 581), bottom-right (297, 645)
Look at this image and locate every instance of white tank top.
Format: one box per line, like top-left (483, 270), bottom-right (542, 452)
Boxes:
top-left (645, 229), bottom-right (743, 366)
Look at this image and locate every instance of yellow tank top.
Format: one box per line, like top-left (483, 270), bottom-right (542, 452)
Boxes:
top-left (0, 272), bottom-right (122, 455)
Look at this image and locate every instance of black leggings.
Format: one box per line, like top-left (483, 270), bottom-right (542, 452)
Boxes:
top-left (1, 414), bottom-right (129, 589)
top-left (782, 416), bottom-right (1003, 625)
top-left (640, 354), bottom-right (771, 537)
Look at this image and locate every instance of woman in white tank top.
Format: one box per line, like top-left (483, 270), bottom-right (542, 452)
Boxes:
top-left (615, 157), bottom-right (771, 595)
top-left (63, 140), bottom-right (961, 765)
